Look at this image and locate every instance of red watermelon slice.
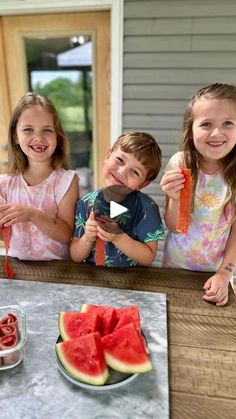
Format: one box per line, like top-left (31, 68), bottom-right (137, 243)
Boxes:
top-left (59, 311), bottom-right (101, 341)
top-left (102, 323), bottom-right (152, 374)
top-left (56, 332), bottom-right (109, 385)
top-left (81, 304), bottom-right (117, 336)
top-left (113, 312), bottom-right (149, 354)
top-left (113, 313), bottom-right (134, 331)
top-left (115, 306), bottom-right (141, 329)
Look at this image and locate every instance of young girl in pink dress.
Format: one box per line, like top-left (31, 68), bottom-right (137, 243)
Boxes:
top-left (0, 92), bottom-right (79, 260)
top-left (161, 83), bottom-right (236, 306)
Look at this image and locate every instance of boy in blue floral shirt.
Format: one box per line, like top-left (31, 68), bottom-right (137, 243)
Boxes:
top-left (70, 132), bottom-right (164, 267)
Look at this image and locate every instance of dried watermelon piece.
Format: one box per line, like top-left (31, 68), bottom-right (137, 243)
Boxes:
top-left (0, 324), bottom-right (17, 337)
top-left (176, 168), bottom-right (192, 234)
top-left (0, 313), bottom-right (17, 325)
top-left (95, 237), bottom-right (105, 266)
top-left (0, 313), bottom-right (19, 366)
top-left (1, 226), bottom-right (14, 279)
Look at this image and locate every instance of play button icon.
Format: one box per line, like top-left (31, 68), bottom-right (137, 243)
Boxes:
top-left (110, 201), bottom-right (128, 219)
top-left (93, 185), bottom-right (132, 234)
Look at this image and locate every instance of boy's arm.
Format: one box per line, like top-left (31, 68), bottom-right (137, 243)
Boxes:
top-left (70, 209), bottom-right (98, 262)
top-left (111, 233), bottom-right (157, 266)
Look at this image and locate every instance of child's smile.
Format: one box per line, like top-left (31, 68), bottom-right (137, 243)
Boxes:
top-left (29, 144), bottom-right (48, 153)
top-left (16, 105), bottom-right (57, 164)
top-left (192, 98), bottom-right (236, 171)
top-left (103, 148), bottom-right (149, 190)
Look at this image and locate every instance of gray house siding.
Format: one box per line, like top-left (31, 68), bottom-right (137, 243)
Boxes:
top-left (123, 0), bottom-right (236, 265)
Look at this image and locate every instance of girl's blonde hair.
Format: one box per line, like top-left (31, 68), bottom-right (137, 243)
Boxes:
top-left (8, 92), bottom-right (70, 174)
top-left (111, 131), bottom-right (162, 181)
top-left (180, 83), bottom-right (236, 214)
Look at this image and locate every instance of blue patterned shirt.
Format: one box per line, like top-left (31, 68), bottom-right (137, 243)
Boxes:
top-left (73, 189), bottom-right (165, 267)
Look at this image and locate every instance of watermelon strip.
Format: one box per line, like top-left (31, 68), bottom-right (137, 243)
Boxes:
top-left (0, 313), bottom-right (17, 325)
top-left (0, 324), bottom-right (17, 337)
top-left (0, 313), bottom-right (19, 366)
top-left (95, 237), bottom-right (105, 266)
top-left (1, 226), bottom-right (14, 279)
top-left (176, 168), bottom-right (192, 234)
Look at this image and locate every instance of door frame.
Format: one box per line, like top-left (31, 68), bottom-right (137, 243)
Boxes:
top-left (0, 0), bottom-right (123, 142)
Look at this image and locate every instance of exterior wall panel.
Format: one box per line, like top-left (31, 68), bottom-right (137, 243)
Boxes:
top-left (123, 0), bottom-right (236, 265)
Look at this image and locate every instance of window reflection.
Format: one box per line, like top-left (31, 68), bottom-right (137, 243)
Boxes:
top-left (25, 36), bottom-right (93, 196)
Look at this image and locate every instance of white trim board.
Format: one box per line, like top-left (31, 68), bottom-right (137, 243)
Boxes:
top-left (0, 0), bottom-right (124, 143)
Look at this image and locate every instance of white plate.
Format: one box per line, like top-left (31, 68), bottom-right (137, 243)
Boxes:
top-left (56, 336), bottom-right (139, 391)
top-left (56, 356), bottom-right (139, 390)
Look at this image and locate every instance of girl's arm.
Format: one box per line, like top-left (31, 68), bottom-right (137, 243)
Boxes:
top-left (32, 175), bottom-right (79, 242)
top-left (217, 220), bottom-right (236, 278)
top-left (70, 235), bottom-right (95, 262)
top-left (203, 220), bottom-right (236, 306)
top-left (163, 196), bottom-right (180, 232)
top-left (160, 169), bottom-right (184, 232)
top-left (0, 175), bottom-right (79, 243)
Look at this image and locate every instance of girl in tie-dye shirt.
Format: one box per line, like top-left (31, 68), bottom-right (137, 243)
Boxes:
top-left (161, 83), bottom-right (236, 306)
top-left (0, 92), bottom-right (79, 260)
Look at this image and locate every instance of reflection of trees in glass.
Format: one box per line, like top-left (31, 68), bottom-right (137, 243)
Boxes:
top-left (34, 72), bottom-right (93, 170)
top-left (34, 75), bottom-right (92, 128)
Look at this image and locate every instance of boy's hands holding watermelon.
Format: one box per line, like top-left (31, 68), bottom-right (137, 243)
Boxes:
top-left (96, 215), bottom-right (121, 243)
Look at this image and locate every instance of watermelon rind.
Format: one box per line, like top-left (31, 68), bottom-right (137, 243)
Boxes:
top-left (55, 333), bottom-right (109, 386)
top-left (104, 352), bottom-right (152, 374)
top-left (80, 304), bottom-right (88, 313)
top-left (59, 312), bottom-right (70, 341)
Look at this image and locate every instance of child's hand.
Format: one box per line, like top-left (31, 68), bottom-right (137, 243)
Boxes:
top-left (202, 272), bottom-right (230, 306)
top-left (96, 215), bottom-right (121, 243)
top-left (160, 169), bottom-right (185, 200)
top-left (84, 211), bottom-right (98, 243)
top-left (0, 203), bottom-right (33, 226)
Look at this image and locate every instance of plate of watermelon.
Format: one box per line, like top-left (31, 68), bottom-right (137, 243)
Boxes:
top-left (55, 304), bottom-right (152, 390)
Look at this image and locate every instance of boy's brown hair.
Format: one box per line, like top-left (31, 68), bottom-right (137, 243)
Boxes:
top-left (111, 131), bottom-right (162, 181)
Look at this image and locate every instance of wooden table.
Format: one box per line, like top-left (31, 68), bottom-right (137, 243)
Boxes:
top-left (1, 256), bottom-right (236, 419)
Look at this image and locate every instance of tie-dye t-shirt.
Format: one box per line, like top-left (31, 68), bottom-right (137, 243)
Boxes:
top-left (73, 189), bottom-right (165, 267)
top-left (0, 169), bottom-right (76, 260)
top-left (163, 152), bottom-right (233, 271)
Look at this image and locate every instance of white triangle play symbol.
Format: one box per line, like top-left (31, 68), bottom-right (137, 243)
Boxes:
top-left (110, 201), bottom-right (128, 218)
